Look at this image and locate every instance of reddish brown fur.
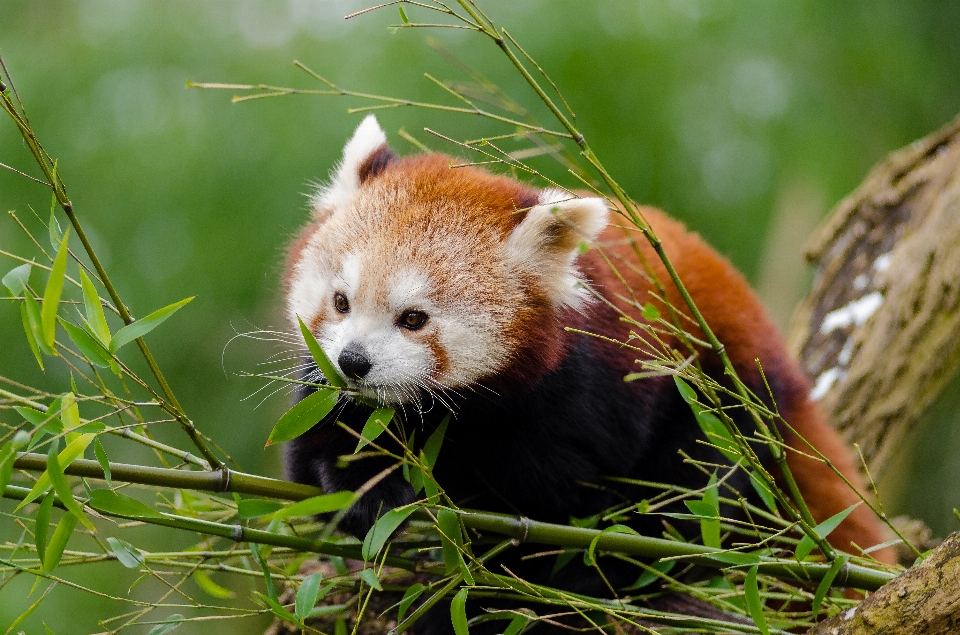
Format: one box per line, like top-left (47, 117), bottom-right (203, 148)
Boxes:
top-left (571, 207), bottom-right (895, 564)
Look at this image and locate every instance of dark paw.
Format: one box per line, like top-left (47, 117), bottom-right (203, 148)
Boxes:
top-left (336, 477), bottom-right (417, 538)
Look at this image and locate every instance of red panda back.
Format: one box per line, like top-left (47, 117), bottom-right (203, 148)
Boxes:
top-left (577, 207), bottom-right (895, 564)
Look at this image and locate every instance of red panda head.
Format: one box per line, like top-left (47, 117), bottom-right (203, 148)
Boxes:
top-left (286, 115), bottom-right (609, 405)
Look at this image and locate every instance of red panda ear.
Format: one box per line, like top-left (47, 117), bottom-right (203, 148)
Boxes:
top-left (310, 115), bottom-right (394, 220)
top-left (504, 191), bottom-right (610, 309)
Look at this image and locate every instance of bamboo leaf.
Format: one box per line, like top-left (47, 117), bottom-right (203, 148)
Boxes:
top-left (749, 469), bottom-right (778, 514)
top-left (622, 559), bottom-right (676, 591)
top-left (107, 536), bottom-right (145, 568)
top-left (59, 317), bottom-right (112, 367)
top-left (46, 438), bottom-right (96, 531)
top-left (41, 228), bottom-right (70, 349)
top-left (251, 543), bottom-right (278, 601)
top-left (87, 489), bottom-right (163, 519)
top-left (795, 503), bottom-right (859, 561)
top-left (437, 508), bottom-right (467, 575)
top-left (23, 293), bottom-right (53, 359)
top-left (641, 302), bottom-right (660, 321)
top-left (397, 583), bottom-right (425, 623)
top-left (3, 262), bottom-right (32, 296)
top-left (584, 524), bottom-right (639, 566)
top-left (813, 554), bottom-right (848, 618)
top-left (359, 567), bottom-right (382, 591)
top-left (94, 439), bottom-right (112, 488)
top-left (423, 413), bottom-right (450, 472)
top-left (146, 614), bottom-right (184, 635)
top-left (398, 5), bottom-right (410, 23)
top-left (79, 268), bottom-right (110, 344)
top-left (255, 591), bottom-right (297, 624)
top-left (266, 386), bottom-right (338, 446)
top-left (35, 491), bottom-right (55, 569)
top-left (237, 498), bottom-right (286, 519)
top-left (355, 407), bottom-right (394, 452)
top-left (298, 316), bottom-right (346, 389)
top-left (271, 490), bottom-right (356, 520)
top-left (295, 572), bottom-right (324, 622)
top-left (109, 296), bottom-right (194, 353)
top-left (194, 570), bottom-right (235, 599)
top-left (43, 512), bottom-right (79, 572)
top-left (743, 564), bottom-right (769, 635)
top-left (362, 505), bottom-right (417, 561)
top-left (16, 406), bottom-right (63, 441)
top-left (15, 433), bottom-right (95, 510)
top-left (450, 587), bottom-right (470, 635)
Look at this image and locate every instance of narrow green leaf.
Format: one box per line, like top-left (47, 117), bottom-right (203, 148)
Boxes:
top-left (237, 498), bottom-right (286, 519)
top-left (584, 524), bottom-right (639, 566)
top-left (437, 508), bottom-right (465, 575)
top-left (44, 623), bottom-right (56, 635)
top-left (450, 587), bottom-right (470, 635)
top-left (3, 262), bottom-right (32, 296)
top-left (94, 439), bottom-right (112, 488)
top-left (78, 268), bottom-right (110, 344)
top-left (796, 503), bottom-right (859, 561)
top-left (146, 614), bottom-right (184, 635)
top-left (334, 616), bottom-right (347, 635)
top-left (109, 296), bottom-right (194, 353)
top-left (743, 565), bottom-right (769, 635)
top-left (362, 505), bottom-right (417, 561)
top-left (194, 569), bottom-right (235, 599)
top-left (107, 536), bottom-right (145, 569)
top-left (271, 491), bottom-right (356, 520)
top-left (397, 583), bottom-right (425, 623)
top-left (48, 197), bottom-right (62, 249)
top-left (16, 406), bottom-right (63, 441)
top-left (693, 410), bottom-right (740, 462)
top-left (87, 489), bottom-right (163, 519)
top-left (359, 567), bottom-right (382, 591)
top-left (297, 316), bottom-right (346, 388)
top-left (423, 413), bottom-right (450, 472)
top-left (46, 438), bottom-right (96, 530)
top-left (622, 559), bottom-right (676, 591)
top-left (23, 293), bottom-right (52, 359)
top-left (295, 573), bottom-right (324, 622)
top-left (43, 512), bottom-right (79, 572)
top-left (356, 407), bottom-right (394, 452)
top-left (16, 433), bottom-right (95, 510)
top-left (673, 376), bottom-right (697, 402)
top-left (41, 228), bottom-right (70, 348)
top-left (60, 392), bottom-right (81, 430)
top-left (398, 5), bottom-right (410, 23)
top-left (641, 302), bottom-right (660, 321)
top-left (812, 554), bottom-right (848, 618)
top-left (749, 469), bottom-right (778, 514)
top-left (59, 318), bottom-right (112, 367)
top-left (35, 491), bottom-right (55, 568)
top-left (502, 615), bottom-right (530, 635)
top-left (255, 591), bottom-right (297, 624)
top-left (251, 543), bottom-right (278, 601)
top-left (266, 387), bottom-right (338, 446)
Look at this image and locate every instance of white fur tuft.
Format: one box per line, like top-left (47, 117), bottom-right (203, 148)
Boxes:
top-left (503, 194), bottom-right (610, 309)
top-left (310, 115), bottom-right (388, 219)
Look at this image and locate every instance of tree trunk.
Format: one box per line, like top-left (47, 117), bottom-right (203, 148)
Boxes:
top-left (789, 113), bottom-right (960, 476)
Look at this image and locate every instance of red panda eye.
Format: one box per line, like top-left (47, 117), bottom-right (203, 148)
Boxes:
top-left (334, 293), bottom-right (350, 313)
top-left (399, 310), bottom-right (427, 330)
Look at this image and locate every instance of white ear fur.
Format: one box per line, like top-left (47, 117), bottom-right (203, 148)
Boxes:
top-left (503, 190), bottom-right (610, 309)
top-left (310, 114), bottom-right (388, 219)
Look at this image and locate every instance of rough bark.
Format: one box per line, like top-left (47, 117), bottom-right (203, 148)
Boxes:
top-left (789, 113), bottom-right (960, 476)
top-left (806, 531), bottom-right (960, 635)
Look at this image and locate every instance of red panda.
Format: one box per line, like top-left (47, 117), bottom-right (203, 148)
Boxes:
top-left (283, 115), bottom-right (895, 630)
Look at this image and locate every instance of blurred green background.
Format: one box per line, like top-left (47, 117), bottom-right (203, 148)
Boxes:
top-left (1, 0), bottom-right (959, 632)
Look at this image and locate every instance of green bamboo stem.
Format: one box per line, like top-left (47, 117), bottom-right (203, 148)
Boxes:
top-left (0, 79), bottom-right (223, 472)
top-left (456, 510), bottom-right (895, 591)
top-left (1, 484), bottom-right (414, 570)
top-left (11, 452), bottom-right (322, 500)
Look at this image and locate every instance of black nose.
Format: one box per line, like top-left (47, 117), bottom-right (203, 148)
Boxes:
top-left (338, 344), bottom-right (372, 380)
